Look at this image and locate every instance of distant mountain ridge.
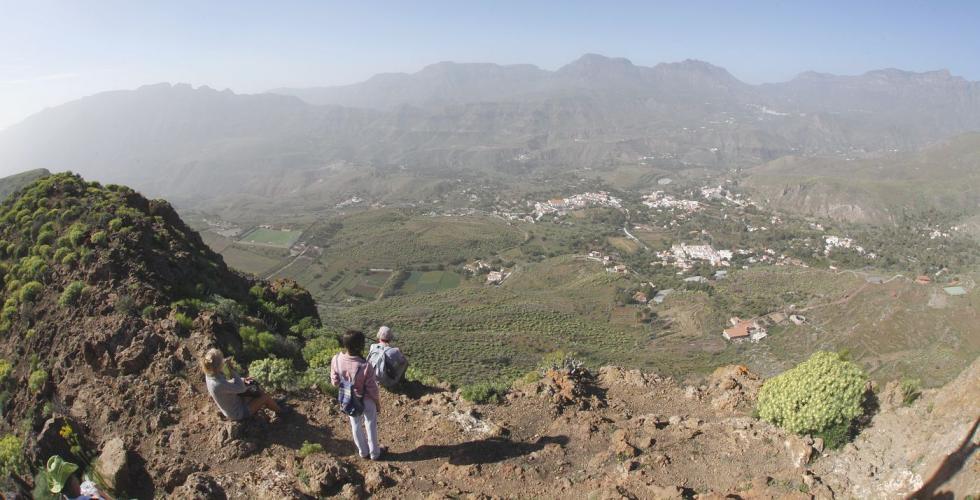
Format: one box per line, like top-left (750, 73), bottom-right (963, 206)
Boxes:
top-left (1, 54), bottom-right (979, 205)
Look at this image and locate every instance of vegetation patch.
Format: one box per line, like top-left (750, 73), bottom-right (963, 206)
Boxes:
top-left (757, 351), bottom-right (867, 449)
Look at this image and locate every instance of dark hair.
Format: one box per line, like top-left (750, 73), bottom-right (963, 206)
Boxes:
top-left (341, 329), bottom-right (365, 357)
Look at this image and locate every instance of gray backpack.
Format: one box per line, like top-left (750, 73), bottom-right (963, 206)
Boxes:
top-left (368, 344), bottom-right (402, 388)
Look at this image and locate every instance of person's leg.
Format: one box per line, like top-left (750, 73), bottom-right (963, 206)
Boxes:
top-left (363, 398), bottom-right (380, 459)
top-left (349, 413), bottom-right (369, 458)
top-left (246, 393), bottom-right (282, 416)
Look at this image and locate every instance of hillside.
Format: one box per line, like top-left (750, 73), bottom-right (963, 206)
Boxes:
top-left (2, 55), bottom-right (980, 207)
top-left (0, 173), bottom-right (319, 497)
top-left (744, 132), bottom-right (980, 223)
top-left (0, 174), bottom-right (976, 498)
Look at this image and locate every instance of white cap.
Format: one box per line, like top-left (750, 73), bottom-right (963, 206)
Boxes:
top-left (377, 326), bottom-right (395, 341)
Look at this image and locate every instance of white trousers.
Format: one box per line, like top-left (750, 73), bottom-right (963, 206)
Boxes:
top-left (348, 398), bottom-right (380, 459)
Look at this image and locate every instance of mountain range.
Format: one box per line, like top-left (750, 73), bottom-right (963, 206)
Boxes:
top-left (1, 54), bottom-right (979, 205)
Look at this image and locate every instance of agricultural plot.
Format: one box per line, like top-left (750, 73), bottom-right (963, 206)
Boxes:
top-left (239, 227), bottom-right (303, 247)
top-left (401, 271), bottom-right (460, 294)
top-left (218, 245), bottom-right (285, 276)
top-left (347, 271), bottom-right (393, 298)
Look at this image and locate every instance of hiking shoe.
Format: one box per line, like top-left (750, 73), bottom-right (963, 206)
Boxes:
top-left (371, 447), bottom-right (388, 461)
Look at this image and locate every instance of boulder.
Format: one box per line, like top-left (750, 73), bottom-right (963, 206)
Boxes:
top-left (174, 473), bottom-right (227, 500)
top-left (364, 465), bottom-right (396, 493)
top-left (96, 437), bottom-right (132, 492)
top-left (611, 429), bottom-right (639, 459)
top-left (784, 434), bottom-right (815, 468)
top-left (298, 455), bottom-right (356, 496)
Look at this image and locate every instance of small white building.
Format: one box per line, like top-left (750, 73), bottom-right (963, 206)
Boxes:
top-left (486, 271), bottom-right (505, 284)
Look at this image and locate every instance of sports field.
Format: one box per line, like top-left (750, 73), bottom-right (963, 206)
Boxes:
top-left (239, 227), bottom-right (302, 247)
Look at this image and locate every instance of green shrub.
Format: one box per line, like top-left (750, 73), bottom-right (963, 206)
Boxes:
top-left (0, 434), bottom-right (24, 477)
top-left (900, 377), bottom-right (921, 406)
top-left (28, 369), bottom-right (48, 393)
top-left (67, 223), bottom-right (88, 247)
top-left (53, 247), bottom-right (71, 262)
top-left (757, 351), bottom-right (866, 448)
top-left (108, 217), bottom-right (125, 232)
top-left (19, 281), bottom-right (44, 303)
top-left (303, 367), bottom-right (337, 396)
top-left (90, 231), bottom-right (108, 246)
top-left (115, 294), bottom-right (136, 315)
top-left (36, 230), bottom-right (56, 246)
top-left (141, 305), bottom-right (157, 318)
top-left (240, 325), bottom-right (297, 360)
top-left (302, 334), bottom-right (339, 361)
top-left (0, 360), bottom-right (10, 383)
top-left (403, 365), bottom-right (441, 387)
top-left (298, 441), bottom-right (324, 458)
top-left (174, 312), bottom-right (194, 332)
top-left (19, 256), bottom-right (47, 280)
top-left (58, 281), bottom-right (86, 307)
top-left (248, 357), bottom-right (298, 392)
top-left (60, 251), bottom-right (78, 267)
top-left (460, 382), bottom-right (508, 404)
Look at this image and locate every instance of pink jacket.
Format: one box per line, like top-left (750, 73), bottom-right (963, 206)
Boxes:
top-left (330, 352), bottom-right (381, 406)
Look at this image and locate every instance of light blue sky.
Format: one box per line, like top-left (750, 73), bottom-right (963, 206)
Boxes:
top-left (1, 0), bottom-right (979, 129)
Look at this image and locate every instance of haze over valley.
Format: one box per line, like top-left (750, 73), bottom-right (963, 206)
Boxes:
top-left (1, 2), bottom-right (978, 498)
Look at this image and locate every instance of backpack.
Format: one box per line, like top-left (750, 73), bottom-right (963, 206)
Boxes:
top-left (368, 344), bottom-right (403, 389)
top-left (337, 372), bottom-right (364, 417)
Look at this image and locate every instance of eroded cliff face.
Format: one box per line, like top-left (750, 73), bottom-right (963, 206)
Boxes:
top-left (816, 358), bottom-right (980, 499)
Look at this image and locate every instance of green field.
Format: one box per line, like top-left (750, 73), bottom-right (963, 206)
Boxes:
top-left (239, 227), bottom-right (303, 247)
top-left (402, 270), bottom-right (460, 293)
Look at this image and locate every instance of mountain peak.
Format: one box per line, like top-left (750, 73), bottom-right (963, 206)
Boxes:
top-left (556, 53), bottom-right (638, 77)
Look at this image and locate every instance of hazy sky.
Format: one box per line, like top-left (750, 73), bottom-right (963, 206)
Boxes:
top-left (2, 0), bottom-right (979, 129)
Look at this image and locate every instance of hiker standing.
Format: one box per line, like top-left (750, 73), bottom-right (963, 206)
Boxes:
top-left (331, 330), bottom-right (384, 460)
top-left (368, 326), bottom-right (410, 388)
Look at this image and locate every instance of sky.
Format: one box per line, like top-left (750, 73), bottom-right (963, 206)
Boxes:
top-left (1, 0), bottom-right (979, 129)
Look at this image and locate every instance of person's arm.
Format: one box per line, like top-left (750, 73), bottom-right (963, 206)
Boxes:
top-left (390, 347), bottom-right (409, 380)
top-left (330, 354), bottom-right (340, 387)
top-left (390, 347), bottom-right (408, 365)
top-left (362, 361), bottom-right (381, 406)
top-left (216, 374), bottom-right (247, 394)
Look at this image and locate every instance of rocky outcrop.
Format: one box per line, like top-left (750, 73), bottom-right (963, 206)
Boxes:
top-left (815, 358), bottom-right (980, 498)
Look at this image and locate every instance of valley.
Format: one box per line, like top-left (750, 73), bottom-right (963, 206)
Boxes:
top-left (182, 165), bottom-right (980, 390)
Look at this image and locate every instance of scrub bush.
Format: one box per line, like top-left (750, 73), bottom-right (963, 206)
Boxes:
top-left (757, 351), bottom-right (866, 448)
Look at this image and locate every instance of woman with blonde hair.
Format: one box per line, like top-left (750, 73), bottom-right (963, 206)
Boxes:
top-left (201, 348), bottom-right (284, 421)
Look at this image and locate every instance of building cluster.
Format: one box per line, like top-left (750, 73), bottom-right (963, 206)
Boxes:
top-left (335, 196), bottom-right (363, 208)
top-left (722, 317), bottom-right (768, 342)
top-left (641, 191), bottom-right (701, 212)
top-left (657, 243), bottom-right (733, 270)
top-left (823, 235), bottom-right (872, 257)
top-left (587, 251), bottom-right (630, 275)
top-left (533, 192), bottom-right (622, 219)
top-left (463, 260), bottom-right (510, 285)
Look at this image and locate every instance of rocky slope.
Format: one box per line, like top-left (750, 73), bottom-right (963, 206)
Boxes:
top-left (0, 173), bottom-right (318, 497)
top-left (1, 174), bottom-right (976, 499)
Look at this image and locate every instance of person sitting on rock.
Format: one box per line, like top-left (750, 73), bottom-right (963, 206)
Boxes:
top-left (201, 348), bottom-right (284, 421)
top-left (367, 325), bottom-right (409, 389)
top-left (331, 329), bottom-right (385, 460)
